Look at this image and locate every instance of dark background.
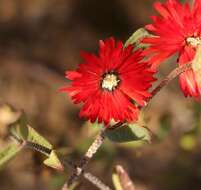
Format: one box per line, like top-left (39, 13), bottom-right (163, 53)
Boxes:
top-left (1, 0), bottom-right (201, 190)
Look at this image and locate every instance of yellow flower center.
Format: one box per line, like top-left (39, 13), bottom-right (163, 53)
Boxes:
top-left (186, 37), bottom-right (201, 47)
top-left (101, 73), bottom-right (120, 91)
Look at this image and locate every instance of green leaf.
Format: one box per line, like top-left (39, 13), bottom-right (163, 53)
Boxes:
top-left (9, 114), bottom-right (63, 170)
top-left (10, 115), bottom-right (52, 149)
top-left (0, 143), bottom-right (22, 169)
top-left (26, 125), bottom-right (53, 149)
top-left (125, 28), bottom-right (151, 48)
top-left (43, 150), bottom-right (64, 171)
top-left (9, 113), bottom-right (28, 141)
top-left (106, 123), bottom-right (151, 143)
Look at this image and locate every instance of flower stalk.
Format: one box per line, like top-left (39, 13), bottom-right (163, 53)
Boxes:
top-left (64, 127), bottom-right (107, 188)
top-left (149, 63), bottom-right (192, 101)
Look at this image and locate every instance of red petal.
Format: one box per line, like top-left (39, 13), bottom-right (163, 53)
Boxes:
top-left (65, 71), bottom-right (82, 80)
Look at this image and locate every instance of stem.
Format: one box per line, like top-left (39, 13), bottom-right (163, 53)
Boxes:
top-left (11, 136), bottom-right (112, 190)
top-left (64, 159), bottom-right (112, 190)
top-left (84, 172), bottom-right (112, 190)
top-left (64, 127), bottom-right (107, 188)
top-left (24, 141), bottom-right (52, 155)
top-left (148, 63), bottom-right (192, 103)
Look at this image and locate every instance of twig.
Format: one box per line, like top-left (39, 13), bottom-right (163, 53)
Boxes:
top-left (64, 159), bottom-right (112, 190)
top-left (24, 141), bottom-right (52, 156)
top-left (84, 172), bottom-right (112, 190)
top-left (149, 63), bottom-right (192, 102)
top-left (136, 63), bottom-right (191, 111)
top-left (64, 127), bottom-right (107, 188)
top-left (115, 165), bottom-right (135, 190)
top-left (10, 135), bottom-right (112, 190)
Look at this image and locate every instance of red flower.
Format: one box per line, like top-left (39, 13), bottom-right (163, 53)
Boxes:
top-left (143, 0), bottom-right (201, 98)
top-left (61, 38), bottom-right (155, 125)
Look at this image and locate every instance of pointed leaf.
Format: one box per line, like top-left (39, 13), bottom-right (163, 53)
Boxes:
top-left (9, 113), bottom-right (28, 141)
top-left (43, 150), bottom-right (64, 171)
top-left (26, 125), bottom-right (53, 149)
top-left (0, 143), bottom-right (22, 169)
top-left (106, 123), bottom-right (151, 143)
top-left (125, 28), bottom-right (151, 48)
top-left (10, 116), bottom-right (52, 149)
top-left (9, 113), bottom-right (63, 170)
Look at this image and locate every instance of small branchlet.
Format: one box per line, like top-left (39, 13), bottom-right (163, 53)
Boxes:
top-left (65, 127), bottom-right (106, 187)
top-left (150, 63), bottom-right (192, 101)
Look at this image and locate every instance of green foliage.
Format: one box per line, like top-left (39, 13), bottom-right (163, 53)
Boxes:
top-left (9, 113), bottom-right (28, 141)
top-left (43, 150), bottom-right (64, 171)
top-left (0, 143), bottom-right (22, 169)
top-left (106, 123), bottom-right (151, 143)
top-left (8, 113), bottom-right (63, 170)
top-left (10, 114), bottom-right (52, 149)
top-left (25, 125), bottom-right (53, 150)
top-left (125, 28), bottom-right (151, 49)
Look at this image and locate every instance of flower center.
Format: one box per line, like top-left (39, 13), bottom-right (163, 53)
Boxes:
top-left (101, 73), bottom-right (120, 91)
top-left (186, 36), bottom-right (201, 47)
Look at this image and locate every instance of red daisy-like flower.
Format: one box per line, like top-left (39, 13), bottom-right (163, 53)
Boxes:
top-left (143, 0), bottom-right (201, 98)
top-left (60, 38), bottom-right (155, 125)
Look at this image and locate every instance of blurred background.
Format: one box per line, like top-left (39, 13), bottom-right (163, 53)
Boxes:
top-left (0, 0), bottom-right (201, 190)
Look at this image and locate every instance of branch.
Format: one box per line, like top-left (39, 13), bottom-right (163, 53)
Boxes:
top-left (149, 63), bottom-right (192, 101)
top-left (64, 127), bottom-right (107, 188)
top-left (84, 172), bottom-right (112, 190)
top-left (11, 136), bottom-right (112, 190)
top-left (64, 160), bottom-right (112, 190)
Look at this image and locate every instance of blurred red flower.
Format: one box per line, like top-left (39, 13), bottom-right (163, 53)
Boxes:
top-left (61, 38), bottom-right (155, 125)
top-left (143, 0), bottom-right (201, 98)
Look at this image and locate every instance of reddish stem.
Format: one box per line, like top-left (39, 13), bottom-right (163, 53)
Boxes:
top-left (149, 63), bottom-right (192, 103)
